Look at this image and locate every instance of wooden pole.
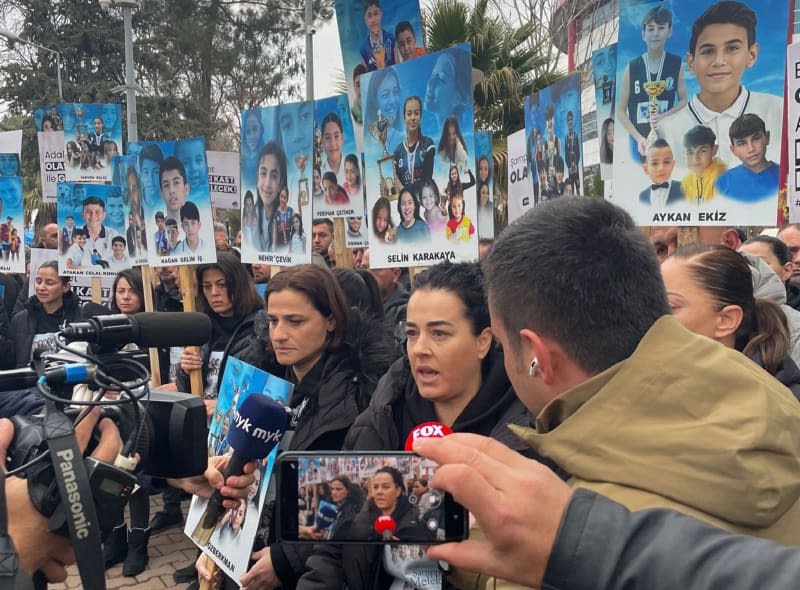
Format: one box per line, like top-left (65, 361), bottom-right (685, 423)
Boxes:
top-left (333, 218), bottom-right (353, 269)
top-left (179, 265), bottom-right (204, 395)
top-left (140, 265), bottom-right (162, 387)
top-left (91, 276), bottom-right (103, 305)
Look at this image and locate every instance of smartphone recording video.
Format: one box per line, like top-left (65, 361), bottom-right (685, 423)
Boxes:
top-left (277, 452), bottom-right (468, 544)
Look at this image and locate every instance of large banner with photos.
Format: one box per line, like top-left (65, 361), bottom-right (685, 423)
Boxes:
top-left (787, 42), bottom-right (800, 223)
top-left (334, 0), bottom-right (426, 148)
top-left (126, 138), bottom-right (216, 266)
top-left (361, 44), bottom-right (479, 267)
top-left (34, 103), bottom-right (122, 184)
top-left (240, 103), bottom-right (313, 266)
top-left (524, 73), bottom-right (583, 202)
top-left (110, 155), bottom-right (148, 267)
top-left (613, 0), bottom-right (789, 226)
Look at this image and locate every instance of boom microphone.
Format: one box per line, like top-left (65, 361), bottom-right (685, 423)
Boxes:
top-left (199, 395), bottom-right (288, 531)
top-left (61, 312), bottom-right (212, 348)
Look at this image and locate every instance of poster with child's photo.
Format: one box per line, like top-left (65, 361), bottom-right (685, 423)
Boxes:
top-left (126, 138), bottom-right (216, 266)
top-left (361, 44), bottom-right (479, 268)
top-left (111, 155), bottom-right (149, 266)
top-left (475, 131), bottom-right (494, 238)
top-left (34, 103), bottom-right (122, 183)
top-left (0, 176), bottom-right (25, 274)
top-left (524, 73), bottom-right (583, 203)
top-left (613, 0), bottom-right (789, 226)
top-left (57, 182), bottom-right (129, 278)
top-left (239, 102), bottom-right (314, 266)
top-left (334, 0), bottom-right (426, 149)
top-left (592, 44), bottom-right (618, 182)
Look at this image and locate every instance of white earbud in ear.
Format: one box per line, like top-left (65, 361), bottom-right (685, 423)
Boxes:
top-left (529, 358), bottom-right (538, 378)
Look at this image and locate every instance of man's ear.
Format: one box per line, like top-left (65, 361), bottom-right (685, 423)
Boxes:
top-left (519, 328), bottom-right (556, 385)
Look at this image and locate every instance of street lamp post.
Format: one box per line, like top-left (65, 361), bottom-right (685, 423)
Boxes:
top-left (102, 0), bottom-right (141, 144)
top-left (0, 28), bottom-right (63, 101)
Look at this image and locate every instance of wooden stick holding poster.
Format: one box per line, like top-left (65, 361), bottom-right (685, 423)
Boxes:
top-left (140, 265), bottom-right (162, 386)
top-left (179, 264), bottom-right (204, 396)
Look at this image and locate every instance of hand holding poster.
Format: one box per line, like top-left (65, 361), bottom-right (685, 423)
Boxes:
top-left (240, 103), bottom-right (314, 266)
top-left (613, 0), bottom-right (789, 226)
top-left (127, 138), bottom-right (216, 266)
top-left (362, 44), bottom-right (479, 267)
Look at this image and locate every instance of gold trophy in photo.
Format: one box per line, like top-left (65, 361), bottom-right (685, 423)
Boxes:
top-left (296, 152), bottom-right (309, 208)
top-left (370, 110), bottom-right (401, 200)
top-left (74, 103), bottom-right (88, 142)
top-left (643, 80), bottom-right (668, 146)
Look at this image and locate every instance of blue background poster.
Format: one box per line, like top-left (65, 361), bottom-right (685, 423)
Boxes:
top-left (613, 0), bottom-right (789, 226)
top-left (240, 102), bottom-right (313, 266)
top-left (592, 44), bottom-right (618, 181)
top-left (34, 103), bottom-right (122, 184)
top-left (313, 94), bottom-right (363, 219)
top-left (127, 138), bottom-right (216, 266)
top-left (111, 155), bottom-right (149, 266)
top-left (0, 176), bottom-right (25, 274)
top-left (524, 73), bottom-right (583, 202)
top-left (475, 131), bottom-right (494, 238)
top-left (361, 44), bottom-right (479, 268)
top-left (334, 0), bottom-right (426, 149)
top-left (57, 182), bottom-right (128, 278)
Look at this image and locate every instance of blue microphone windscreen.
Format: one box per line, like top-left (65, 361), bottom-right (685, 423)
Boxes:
top-left (227, 395), bottom-right (288, 459)
top-left (316, 500), bottom-right (339, 529)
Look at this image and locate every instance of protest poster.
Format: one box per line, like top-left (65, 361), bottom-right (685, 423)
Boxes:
top-left (239, 103), bottom-right (313, 266)
top-left (185, 357), bottom-right (293, 582)
top-left (524, 73), bottom-right (583, 201)
top-left (506, 129), bottom-right (533, 224)
top-left (0, 130), bottom-right (22, 156)
top-left (787, 42), bottom-right (800, 222)
top-left (592, 44), bottom-right (618, 181)
top-left (613, 0), bottom-right (789, 226)
top-left (111, 155), bottom-right (149, 266)
top-left (361, 44), bottom-right (479, 267)
top-left (34, 103), bottom-right (122, 184)
top-left (37, 131), bottom-right (66, 203)
top-left (313, 94), bottom-right (363, 218)
top-left (334, 0), bottom-right (426, 148)
top-left (475, 130), bottom-right (494, 238)
top-left (0, 177), bottom-right (25, 274)
top-left (127, 138), bottom-right (216, 267)
top-left (57, 183), bottom-right (129, 278)
top-left (208, 151), bottom-right (241, 210)
top-left (29, 247), bottom-right (114, 305)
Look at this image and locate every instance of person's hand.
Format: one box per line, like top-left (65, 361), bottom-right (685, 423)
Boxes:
top-left (196, 553), bottom-right (223, 587)
top-left (168, 455), bottom-right (256, 510)
top-left (155, 382), bottom-right (178, 392)
top-left (240, 546), bottom-right (281, 590)
top-left (204, 397), bottom-right (217, 418)
top-left (413, 433), bottom-right (573, 589)
top-left (180, 349), bottom-right (203, 373)
top-left (0, 408), bottom-right (123, 582)
top-left (636, 136), bottom-right (648, 157)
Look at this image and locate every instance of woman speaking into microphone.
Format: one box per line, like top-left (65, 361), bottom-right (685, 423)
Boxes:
top-left (299, 261), bottom-right (540, 590)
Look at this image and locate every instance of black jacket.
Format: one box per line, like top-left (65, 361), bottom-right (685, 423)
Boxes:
top-left (244, 309), bottom-right (400, 589)
top-left (6, 292), bottom-right (109, 369)
top-left (750, 350), bottom-right (800, 402)
top-left (298, 350), bottom-right (536, 590)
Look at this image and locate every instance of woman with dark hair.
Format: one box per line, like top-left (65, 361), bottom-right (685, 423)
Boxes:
top-left (198, 264), bottom-right (398, 589)
top-left (177, 252), bottom-right (265, 412)
top-left (333, 268), bottom-right (385, 320)
top-left (662, 245), bottom-right (800, 398)
top-left (364, 68), bottom-right (404, 152)
top-left (477, 181), bottom-right (493, 238)
top-left (66, 140), bottom-right (81, 169)
top-left (740, 236), bottom-right (800, 310)
top-left (301, 262), bottom-right (537, 589)
top-left (437, 116), bottom-right (468, 169)
top-left (312, 166), bottom-right (324, 203)
top-left (476, 155), bottom-right (491, 186)
top-left (396, 185), bottom-right (430, 243)
top-left (349, 466), bottom-right (427, 541)
top-left (290, 213), bottom-right (306, 254)
top-left (372, 196), bottom-right (396, 243)
top-left (600, 117), bottom-right (614, 165)
top-left (300, 474), bottom-right (364, 541)
top-left (7, 261), bottom-right (107, 368)
top-left (241, 190), bottom-right (258, 249)
top-left (393, 96), bottom-right (435, 187)
top-left (253, 141), bottom-right (288, 252)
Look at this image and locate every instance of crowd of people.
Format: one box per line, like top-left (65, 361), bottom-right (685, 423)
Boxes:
top-left (5, 197), bottom-right (800, 590)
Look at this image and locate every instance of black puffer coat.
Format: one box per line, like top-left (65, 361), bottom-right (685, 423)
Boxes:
top-left (7, 292), bottom-right (109, 368)
top-left (238, 309), bottom-right (400, 589)
top-left (298, 350), bottom-right (537, 590)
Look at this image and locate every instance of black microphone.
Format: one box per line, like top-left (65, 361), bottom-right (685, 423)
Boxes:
top-left (60, 312), bottom-right (212, 348)
top-left (199, 395), bottom-right (288, 530)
